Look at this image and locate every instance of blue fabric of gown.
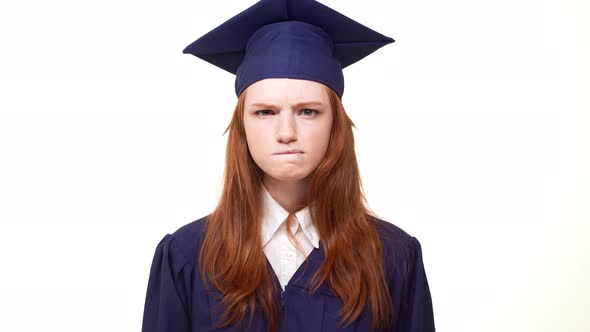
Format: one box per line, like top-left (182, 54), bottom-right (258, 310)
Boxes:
top-left (141, 215), bottom-right (435, 331)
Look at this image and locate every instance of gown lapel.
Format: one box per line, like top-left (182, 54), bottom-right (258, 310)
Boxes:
top-left (266, 241), bottom-right (332, 332)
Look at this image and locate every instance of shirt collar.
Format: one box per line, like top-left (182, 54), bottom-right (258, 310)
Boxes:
top-left (260, 184), bottom-right (320, 249)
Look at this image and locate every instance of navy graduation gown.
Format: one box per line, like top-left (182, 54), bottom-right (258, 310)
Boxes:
top-left (141, 216), bottom-right (435, 332)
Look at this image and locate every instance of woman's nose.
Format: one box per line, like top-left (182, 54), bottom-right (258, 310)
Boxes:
top-left (275, 112), bottom-right (297, 143)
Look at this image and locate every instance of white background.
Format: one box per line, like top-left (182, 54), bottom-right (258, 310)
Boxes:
top-left (0, 0), bottom-right (588, 331)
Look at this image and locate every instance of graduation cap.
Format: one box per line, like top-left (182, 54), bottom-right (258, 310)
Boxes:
top-left (182, 0), bottom-right (394, 98)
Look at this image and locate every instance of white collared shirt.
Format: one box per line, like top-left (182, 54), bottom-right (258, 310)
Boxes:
top-left (261, 185), bottom-right (320, 291)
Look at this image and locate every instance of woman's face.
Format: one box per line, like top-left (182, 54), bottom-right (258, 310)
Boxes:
top-left (243, 78), bottom-right (333, 184)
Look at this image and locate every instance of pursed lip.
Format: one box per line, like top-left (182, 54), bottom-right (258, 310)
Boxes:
top-left (274, 149), bottom-right (304, 155)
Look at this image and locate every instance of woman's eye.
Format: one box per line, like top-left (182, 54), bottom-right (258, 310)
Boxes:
top-left (255, 110), bottom-right (274, 116)
top-left (301, 109), bottom-right (318, 116)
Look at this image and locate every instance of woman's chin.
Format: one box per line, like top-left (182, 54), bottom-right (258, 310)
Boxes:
top-left (266, 172), bottom-right (309, 183)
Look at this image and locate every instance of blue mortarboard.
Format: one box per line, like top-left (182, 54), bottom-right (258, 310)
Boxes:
top-left (182, 0), bottom-right (394, 98)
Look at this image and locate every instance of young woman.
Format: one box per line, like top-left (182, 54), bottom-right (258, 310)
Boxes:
top-left (141, 1), bottom-right (435, 332)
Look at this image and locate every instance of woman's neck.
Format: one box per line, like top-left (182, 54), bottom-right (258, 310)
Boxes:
top-left (262, 175), bottom-right (309, 212)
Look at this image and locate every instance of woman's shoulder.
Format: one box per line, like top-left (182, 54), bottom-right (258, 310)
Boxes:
top-left (151, 215), bottom-right (210, 272)
top-left (170, 215), bottom-right (210, 246)
top-left (367, 214), bottom-right (423, 263)
top-left (368, 215), bottom-right (435, 329)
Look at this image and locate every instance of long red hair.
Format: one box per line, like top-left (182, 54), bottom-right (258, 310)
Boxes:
top-left (198, 85), bottom-right (394, 332)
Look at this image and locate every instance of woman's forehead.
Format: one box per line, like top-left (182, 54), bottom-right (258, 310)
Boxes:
top-left (244, 78), bottom-right (329, 106)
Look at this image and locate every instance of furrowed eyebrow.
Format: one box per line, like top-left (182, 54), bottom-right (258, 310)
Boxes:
top-left (250, 101), bottom-right (324, 109)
